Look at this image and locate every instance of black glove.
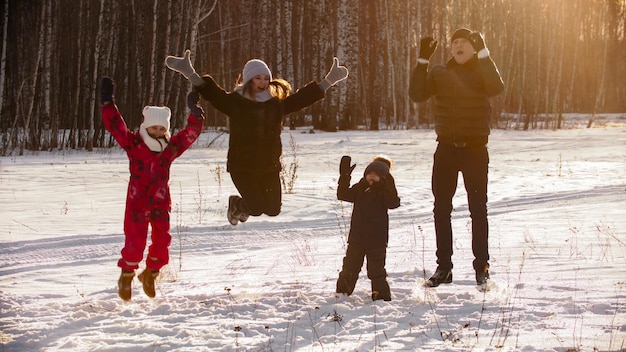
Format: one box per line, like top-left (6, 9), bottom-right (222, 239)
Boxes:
top-left (383, 173), bottom-right (396, 192)
top-left (339, 155), bottom-right (356, 176)
top-left (467, 32), bottom-right (486, 52)
top-left (418, 37), bottom-right (438, 60)
top-left (186, 91), bottom-right (204, 116)
top-left (100, 77), bottom-right (114, 105)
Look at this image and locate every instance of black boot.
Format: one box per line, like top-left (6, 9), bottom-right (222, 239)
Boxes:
top-left (371, 278), bottom-right (391, 301)
top-left (426, 267), bottom-right (453, 287)
top-left (336, 271), bottom-right (359, 296)
top-left (475, 264), bottom-right (490, 286)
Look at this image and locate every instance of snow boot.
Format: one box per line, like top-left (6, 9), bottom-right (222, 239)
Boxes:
top-left (138, 268), bottom-right (159, 298)
top-left (238, 199), bottom-right (250, 223)
top-left (118, 269), bottom-right (135, 301)
top-left (238, 210), bottom-right (250, 223)
top-left (476, 264), bottom-right (490, 286)
top-left (426, 267), bottom-right (452, 287)
top-left (227, 195), bottom-right (240, 225)
top-left (336, 271), bottom-right (359, 296)
top-left (371, 278), bottom-right (391, 301)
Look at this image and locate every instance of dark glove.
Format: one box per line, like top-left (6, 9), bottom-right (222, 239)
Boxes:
top-left (339, 155), bottom-right (356, 176)
top-left (100, 77), bottom-right (114, 105)
top-left (467, 32), bottom-right (486, 52)
top-left (383, 173), bottom-right (396, 192)
top-left (418, 37), bottom-right (438, 60)
top-left (186, 91), bottom-right (204, 116)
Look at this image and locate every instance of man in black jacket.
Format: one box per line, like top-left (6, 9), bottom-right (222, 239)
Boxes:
top-left (409, 28), bottom-right (504, 288)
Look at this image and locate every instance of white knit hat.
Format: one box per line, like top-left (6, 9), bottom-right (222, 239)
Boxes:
top-left (141, 106), bottom-right (171, 132)
top-left (242, 59), bottom-right (272, 85)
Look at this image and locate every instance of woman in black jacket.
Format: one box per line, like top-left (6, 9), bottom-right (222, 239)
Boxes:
top-left (335, 155), bottom-right (401, 301)
top-left (166, 50), bottom-right (348, 225)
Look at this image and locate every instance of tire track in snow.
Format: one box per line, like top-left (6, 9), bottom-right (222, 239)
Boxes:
top-left (0, 235), bottom-right (121, 276)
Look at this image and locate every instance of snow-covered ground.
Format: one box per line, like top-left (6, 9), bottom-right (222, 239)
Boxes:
top-left (1, 126), bottom-right (625, 351)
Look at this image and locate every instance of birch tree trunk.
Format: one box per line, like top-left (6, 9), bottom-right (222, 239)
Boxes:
top-left (44, 0), bottom-right (56, 150)
top-left (384, 0), bottom-right (396, 128)
top-left (280, 2), bottom-right (292, 82)
top-left (522, 4), bottom-right (531, 130)
top-left (365, 1), bottom-right (378, 130)
top-left (102, 1), bottom-right (118, 148)
top-left (159, 0), bottom-right (172, 107)
top-left (0, 0), bottom-right (7, 154)
top-left (403, 1), bottom-right (412, 128)
top-left (336, 0), bottom-right (358, 130)
top-left (148, 0), bottom-right (159, 103)
top-left (86, 0), bottom-right (106, 151)
top-left (69, 1), bottom-right (84, 149)
top-left (553, 2), bottom-right (565, 129)
top-left (589, 1), bottom-right (610, 128)
top-left (566, 0), bottom-right (582, 112)
top-left (0, 0), bottom-right (7, 134)
top-left (289, 1), bottom-right (304, 129)
top-left (22, 2), bottom-right (47, 152)
top-left (501, 2), bottom-right (517, 129)
top-left (542, 6), bottom-right (555, 128)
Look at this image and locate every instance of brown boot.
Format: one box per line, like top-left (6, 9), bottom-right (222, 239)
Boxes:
top-left (118, 270), bottom-right (135, 301)
top-left (336, 271), bottom-right (359, 296)
top-left (138, 268), bottom-right (160, 298)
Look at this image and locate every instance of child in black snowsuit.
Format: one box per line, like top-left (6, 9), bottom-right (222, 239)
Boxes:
top-left (336, 155), bottom-right (401, 301)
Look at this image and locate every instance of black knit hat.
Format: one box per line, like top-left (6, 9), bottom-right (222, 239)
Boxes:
top-left (451, 27), bottom-right (471, 41)
top-left (364, 160), bottom-right (390, 178)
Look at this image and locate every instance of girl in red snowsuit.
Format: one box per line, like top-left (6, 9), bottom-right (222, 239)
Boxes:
top-left (100, 77), bottom-right (204, 300)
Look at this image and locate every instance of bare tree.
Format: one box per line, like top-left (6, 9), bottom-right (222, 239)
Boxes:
top-left (589, 0), bottom-right (611, 128)
top-left (0, 0), bottom-right (7, 131)
top-left (1, 0), bottom-right (624, 154)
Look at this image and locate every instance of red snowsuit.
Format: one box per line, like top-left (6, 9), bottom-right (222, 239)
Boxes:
top-left (102, 104), bottom-right (204, 271)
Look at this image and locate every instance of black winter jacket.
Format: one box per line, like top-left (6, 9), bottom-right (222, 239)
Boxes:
top-left (338, 175), bottom-right (401, 247)
top-left (195, 76), bottom-right (325, 172)
top-left (408, 55), bottom-right (504, 144)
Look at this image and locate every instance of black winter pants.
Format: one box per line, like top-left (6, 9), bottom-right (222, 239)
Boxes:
top-left (432, 143), bottom-right (490, 272)
top-left (341, 243), bottom-right (388, 278)
top-left (337, 243), bottom-right (390, 300)
top-left (230, 170), bottom-right (281, 216)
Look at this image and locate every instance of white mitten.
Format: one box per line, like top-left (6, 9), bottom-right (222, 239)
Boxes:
top-left (165, 50), bottom-right (204, 86)
top-left (320, 57), bottom-right (349, 90)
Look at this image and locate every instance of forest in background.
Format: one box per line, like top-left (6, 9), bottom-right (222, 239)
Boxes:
top-left (0, 0), bottom-right (624, 154)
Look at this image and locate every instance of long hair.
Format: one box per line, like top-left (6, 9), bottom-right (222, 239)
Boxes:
top-left (237, 76), bottom-right (292, 101)
top-left (268, 79), bottom-right (291, 100)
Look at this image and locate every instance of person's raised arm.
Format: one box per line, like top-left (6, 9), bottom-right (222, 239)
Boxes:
top-left (468, 32), bottom-right (504, 96)
top-left (337, 155), bottom-right (357, 202)
top-left (409, 37), bottom-right (437, 102)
